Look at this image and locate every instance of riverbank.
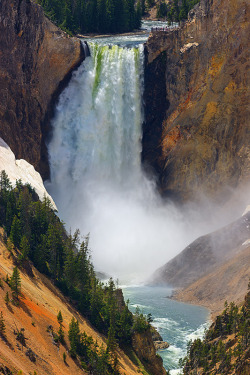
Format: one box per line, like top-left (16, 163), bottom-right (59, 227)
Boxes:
top-left (123, 285), bottom-right (210, 373)
top-left (171, 242), bottom-right (250, 320)
top-left (77, 29), bottom-right (149, 39)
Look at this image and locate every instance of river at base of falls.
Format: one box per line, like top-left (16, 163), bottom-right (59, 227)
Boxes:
top-left (123, 285), bottom-right (210, 374)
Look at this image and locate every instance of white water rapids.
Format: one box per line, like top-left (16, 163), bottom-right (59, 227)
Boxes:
top-left (46, 41), bottom-right (245, 283)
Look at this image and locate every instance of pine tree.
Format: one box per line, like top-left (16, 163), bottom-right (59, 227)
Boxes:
top-left (46, 222), bottom-right (65, 280)
top-left (117, 300), bottom-right (133, 344)
top-left (10, 215), bottom-right (21, 247)
top-left (106, 0), bottom-right (116, 32)
top-left (0, 170), bottom-right (11, 192)
top-left (179, 0), bottom-right (188, 20)
top-left (135, 1), bottom-right (142, 29)
top-left (107, 313), bottom-right (116, 354)
top-left (58, 324), bottom-right (65, 344)
top-left (19, 235), bottom-right (30, 261)
top-left (97, 0), bottom-right (107, 32)
top-left (5, 201), bottom-right (13, 234)
top-left (63, 352), bottom-right (67, 363)
top-left (6, 238), bottom-right (14, 253)
top-left (0, 311), bottom-right (6, 336)
top-left (76, 236), bottom-right (92, 311)
top-left (4, 291), bottom-right (10, 305)
top-left (10, 266), bottom-right (21, 301)
top-left (68, 317), bottom-right (80, 357)
top-left (57, 310), bottom-right (63, 325)
top-left (106, 279), bottom-right (117, 354)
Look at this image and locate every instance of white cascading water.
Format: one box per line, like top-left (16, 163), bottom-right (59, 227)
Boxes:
top-left (46, 42), bottom-right (236, 283)
top-left (46, 38), bottom-right (249, 375)
top-left (49, 44), bottom-right (143, 190)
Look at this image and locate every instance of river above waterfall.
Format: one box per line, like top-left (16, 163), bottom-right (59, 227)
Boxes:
top-left (83, 20), bottom-right (177, 47)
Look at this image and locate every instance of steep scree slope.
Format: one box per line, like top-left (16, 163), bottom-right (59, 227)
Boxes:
top-left (0, 229), bottom-right (154, 375)
top-left (151, 211), bottom-right (250, 314)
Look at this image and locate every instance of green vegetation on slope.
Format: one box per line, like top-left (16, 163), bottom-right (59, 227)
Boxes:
top-left (181, 289), bottom-right (250, 374)
top-left (156, 0), bottom-right (200, 22)
top-left (0, 170), bottom-right (153, 374)
top-left (37, 0), bottom-right (142, 35)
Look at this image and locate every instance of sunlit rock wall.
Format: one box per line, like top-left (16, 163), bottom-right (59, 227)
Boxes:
top-left (143, 0), bottom-right (250, 201)
top-left (0, 0), bottom-right (85, 179)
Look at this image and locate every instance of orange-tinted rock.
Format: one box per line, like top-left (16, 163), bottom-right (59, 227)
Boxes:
top-left (143, 0), bottom-right (250, 201)
top-left (132, 329), bottom-right (167, 375)
top-left (0, 0), bottom-right (85, 179)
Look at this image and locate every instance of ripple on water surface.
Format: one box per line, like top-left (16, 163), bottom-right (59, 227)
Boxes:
top-left (123, 285), bottom-right (210, 373)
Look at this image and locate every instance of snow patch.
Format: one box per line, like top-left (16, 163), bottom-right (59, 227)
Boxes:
top-left (242, 205), bottom-right (250, 216)
top-left (0, 138), bottom-right (57, 210)
top-left (242, 239), bottom-right (250, 246)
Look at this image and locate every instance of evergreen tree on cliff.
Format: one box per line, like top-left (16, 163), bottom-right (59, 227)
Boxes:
top-left (10, 266), bottom-right (21, 302)
top-left (38, 0), bottom-right (142, 34)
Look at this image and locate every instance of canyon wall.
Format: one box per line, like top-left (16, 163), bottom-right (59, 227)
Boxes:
top-left (132, 329), bottom-right (167, 375)
top-left (151, 211), bottom-right (250, 314)
top-left (143, 0), bottom-right (250, 201)
top-left (0, 0), bottom-right (85, 179)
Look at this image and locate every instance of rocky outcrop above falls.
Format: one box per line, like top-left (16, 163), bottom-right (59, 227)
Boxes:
top-left (143, 0), bottom-right (250, 201)
top-left (0, 0), bottom-right (85, 179)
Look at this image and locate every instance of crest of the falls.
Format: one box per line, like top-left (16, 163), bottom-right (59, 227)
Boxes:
top-left (48, 43), bottom-right (144, 191)
top-left (46, 42), bottom-right (219, 283)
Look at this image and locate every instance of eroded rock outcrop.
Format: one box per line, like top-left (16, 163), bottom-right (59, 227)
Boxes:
top-left (0, 0), bottom-right (85, 179)
top-left (132, 328), bottom-right (167, 375)
top-left (150, 326), bottom-right (170, 350)
top-left (143, 0), bottom-right (250, 201)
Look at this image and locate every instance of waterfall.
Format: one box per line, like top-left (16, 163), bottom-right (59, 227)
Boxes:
top-left (48, 43), bottom-right (144, 191)
top-left (46, 42), bottom-right (215, 283)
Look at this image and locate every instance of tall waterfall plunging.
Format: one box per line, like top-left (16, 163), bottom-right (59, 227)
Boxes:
top-left (46, 41), bottom-right (216, 282)
top-left (48, 43), bottom-right (144, 192)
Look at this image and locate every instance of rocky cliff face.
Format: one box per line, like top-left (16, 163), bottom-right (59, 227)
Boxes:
top-left (0, 0), bottom-right (85, 179)
top-left (143, 0), bottom-right (250, 201)
top-left (132, 329), bottom-right (167, 375)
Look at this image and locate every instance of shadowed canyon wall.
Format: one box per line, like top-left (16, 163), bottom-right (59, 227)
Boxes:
top-left (143, 0), bottom-right (250, 201)
top-left (0, 0), bottom-right (85, 179)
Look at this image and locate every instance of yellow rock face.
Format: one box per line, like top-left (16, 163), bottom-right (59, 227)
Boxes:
top-left (144, 0), bottom-right (250, 201)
